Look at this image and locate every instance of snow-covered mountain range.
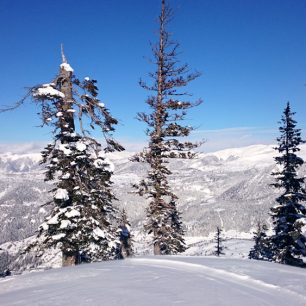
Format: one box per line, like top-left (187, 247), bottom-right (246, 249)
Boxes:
top-left (1, 144), bottom-right (306, 246)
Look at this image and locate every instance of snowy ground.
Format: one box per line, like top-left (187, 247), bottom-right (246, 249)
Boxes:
top-left (1, 256), bottom-right (306, 306)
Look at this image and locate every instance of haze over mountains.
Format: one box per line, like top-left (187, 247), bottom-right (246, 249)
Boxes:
top-left (2, 143), bottom-right (306, 247)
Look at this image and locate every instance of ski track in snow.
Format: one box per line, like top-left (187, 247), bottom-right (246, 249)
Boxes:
top-left (133, 258), bottom-right (306, 304)
top-left (1, 257), bottom-right (306, 306)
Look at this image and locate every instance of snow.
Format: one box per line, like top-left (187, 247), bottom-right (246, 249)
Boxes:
top-left (75, 141), bottom-right (87, 152)
top-left (54, 188), bottom-right (69, 201)
top-left (33, 84), bottom-right (65, 99)
top-left (40, 222), bottom-right (49, 230)
top-left (105, 158), bottom-right (115, 172)
top-left (84, 77), bottom-right (90, 81)
top-left (296, 218), bottom-right (306, 234)
top-left (60, 63), bottom-right (74, 73)
top-left (98, 102), bottom-right (105, 107)
top-left (93, 159), bottom-right (103, 169)
top-left (56, 112), bottom-right (63, 117)
top-left (94, 157), bottom-right (115, 172)
top-left (97, 151), bottom-right (105, 158)
top-left (60, 220), bottom-right (71, 229)
top-left (38, 207), bottom-right (47, 214)
top-left (61, 173), bottom-right (70, 179)
top-left (65, 209), bottom-right (80, 218)
top-left (197, 144), bottom-right (277, 171)
top-left (1, 257), bottom-right (306, 305)
top-left (93, 227), bottom-right (105, 238)
top-left (59, 144), bottom-right (72, 155)
top-left (51, 233), bottom-right (65, 240)
top-left (47, 215), bottom-right (59, 225)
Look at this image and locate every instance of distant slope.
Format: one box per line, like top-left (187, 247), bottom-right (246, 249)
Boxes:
top-left (1, 144), bottom-right (306, 244)
top-left (1, 257), bottom-right (306, 306)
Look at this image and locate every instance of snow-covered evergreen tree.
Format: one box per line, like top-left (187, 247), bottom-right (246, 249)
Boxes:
top-left (0, 248), bottom-right (11, 277)
top-left (118, 209), bottom-right (134, 258)
top-left (267, 102), bottom-right (306, 266)
top-left (249, 221), bottom-right (271, 260)
top-left (214, 227), bottom-right (224, 257)
top-left (133, 0), bottom-right (201, 255)
top-left (30, 48), bottom-right (124, 266)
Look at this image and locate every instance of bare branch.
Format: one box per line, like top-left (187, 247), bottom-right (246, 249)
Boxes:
top-left (0, 88), bottom-right (33, 113)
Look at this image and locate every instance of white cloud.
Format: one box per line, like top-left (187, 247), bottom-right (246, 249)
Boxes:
top-left (0, 126), bottom-right (304, 154)
top-left (191, 127), bottom-right (279, 152)
top-left (117, 127), bottom-right (279, 153)
top-left (0, 142), bottom-right (47, 154)
top-left (119, 139), bottom-right (146, 153)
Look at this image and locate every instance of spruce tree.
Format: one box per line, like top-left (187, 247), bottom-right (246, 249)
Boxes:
top-left (249, 221), bottom-right (270, 260)
top-left (267, 102), bottom-right (306, 266)
top-left (214, 227), bottom-right (224, 257)
top-left (133, 0), bottom-right (201, 255)
top-left (30, 48), bottom-right (124, 266)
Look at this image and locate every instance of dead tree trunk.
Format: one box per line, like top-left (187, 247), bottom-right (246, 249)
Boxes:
top-left (62, 251), bottom-right (78, 267)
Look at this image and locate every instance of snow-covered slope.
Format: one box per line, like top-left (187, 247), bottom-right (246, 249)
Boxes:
top-left (113, 144), bottom-right (306, 236)
top-left (1, 144), bottom-right (306, 245)
top-left (1, 256), bottom-right (306, 306)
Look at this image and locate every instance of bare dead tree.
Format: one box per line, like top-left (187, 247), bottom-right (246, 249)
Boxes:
top-left (133, 0), bottom-right (202, 255)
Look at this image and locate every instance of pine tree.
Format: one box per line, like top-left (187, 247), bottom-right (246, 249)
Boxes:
top-left (249, 221), bottom-right (271, 260)
top-left (214, 227), bottom-right (224, 256)
top-left (267, 102), bottom-right (306, 266)
top-left (133, 0), bottom-right (201, 255)
top-left (29, 47), bottom-right (124, 266)
top-left (118, 209), bottom-right (134, 258)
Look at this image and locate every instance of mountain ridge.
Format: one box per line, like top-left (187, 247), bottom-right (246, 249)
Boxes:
top-left (1, 143), bottom-right (306, 245)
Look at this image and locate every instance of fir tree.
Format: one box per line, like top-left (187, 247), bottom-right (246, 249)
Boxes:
top-left (214, 227), bottom-right (224, 257)
top-left (267, 102), bottom-right (306, 266)
top-left (118, 209), bottom-right (134, 258)
top-left (249, 221), bottom-right (271, 260)
top-left (132, 0), bottom-right (201, 255)
top-left (28, 47), bottom-right (124, 266)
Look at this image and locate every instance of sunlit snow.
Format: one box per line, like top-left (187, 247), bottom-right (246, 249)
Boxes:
top-left (75, 142), bottom-right (87, 152)
top-left (93, 227), bottom-right (105, 238)
top-left (33, 84), bottom-right (65, 99)
top-left (51, 233), bottom-right (65, 240)
top-left (65, 209), bottom-right (80, 218)
top-left (1, 257), bottom-right (306, 306)
top-left (54, 188), bottom-right (69, 201)
top-left (60, 220), bottom-right (71, 229)
top-left (60, 63), bottom-right (74, 73)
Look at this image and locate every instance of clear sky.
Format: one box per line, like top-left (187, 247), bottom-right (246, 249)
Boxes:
top-left (0, 0), bottom-right (306, 152)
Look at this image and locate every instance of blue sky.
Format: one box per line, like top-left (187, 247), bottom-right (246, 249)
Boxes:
top-left (0, 0), bottom-right (306, 152)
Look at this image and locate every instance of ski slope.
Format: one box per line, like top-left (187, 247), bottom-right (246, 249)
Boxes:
top-left (1, 257), bottom-right (306, 306)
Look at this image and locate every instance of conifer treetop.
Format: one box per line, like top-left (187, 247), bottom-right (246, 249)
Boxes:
top-left (268, 102), bottom-right (306, 266)
top-left (134, 0), bottom-right (202, 163)
top-left (21, 47), bottom-right (124, 265)
top-left (61, 44), bottom-right (67, 64)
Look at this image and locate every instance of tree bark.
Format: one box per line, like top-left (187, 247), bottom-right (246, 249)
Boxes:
top-left (154, 241), bottom-right (161, 255)
top-left (59, 64), bottom-right (75, 135)
top-left (62, 251), bottom-right (78, 267)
